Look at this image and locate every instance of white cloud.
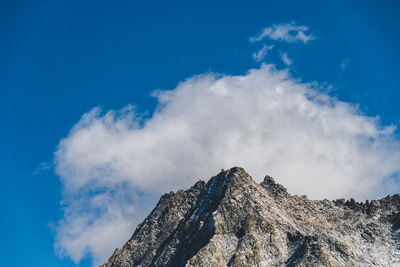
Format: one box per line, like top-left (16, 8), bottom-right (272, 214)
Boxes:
top-left (252, 45), bottom-right (274, 62)
top-left (280, 52), bottom-right (293, 66)
top-left (54, 64), bottom-right (400, 265)
top-left (250, 22), bottom-right (316, 43)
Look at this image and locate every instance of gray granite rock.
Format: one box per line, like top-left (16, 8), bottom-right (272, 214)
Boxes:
top-left (101, 167), bottom-right (400, 267)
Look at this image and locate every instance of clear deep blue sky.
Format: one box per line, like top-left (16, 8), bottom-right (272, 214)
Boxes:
top-left (1, 0), bottom-right (400, 266)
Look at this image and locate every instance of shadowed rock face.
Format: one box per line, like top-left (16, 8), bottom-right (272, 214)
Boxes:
top-left (101, 167), bottom-right (400, 267)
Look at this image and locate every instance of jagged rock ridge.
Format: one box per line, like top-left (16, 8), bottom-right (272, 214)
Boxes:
top-left (102, 167), bottom-right (400, 266)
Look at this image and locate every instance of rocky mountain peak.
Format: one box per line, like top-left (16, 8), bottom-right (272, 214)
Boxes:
top-left (208, 167), bottom-right (253, 189)
top-left (260, 174), bottom-right (289, 200)
top-left (102, 167), bottom-right (400, 267)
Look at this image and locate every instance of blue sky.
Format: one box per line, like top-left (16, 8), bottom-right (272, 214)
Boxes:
top-left (1, 0), bottom-right (400, 266)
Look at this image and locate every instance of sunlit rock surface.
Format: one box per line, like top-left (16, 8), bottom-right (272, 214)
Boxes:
top-left (101, 167), bottom-right (400, 266)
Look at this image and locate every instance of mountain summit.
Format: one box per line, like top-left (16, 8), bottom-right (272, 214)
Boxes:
top-left (101, 167), bottom-right (400, 266)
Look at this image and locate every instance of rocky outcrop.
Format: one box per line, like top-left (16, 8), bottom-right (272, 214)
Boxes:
top-left (101, 167), bottom-right (400, 266)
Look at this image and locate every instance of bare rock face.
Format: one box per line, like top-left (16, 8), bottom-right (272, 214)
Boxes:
top-left (101, 167), bottom-right (400, 267)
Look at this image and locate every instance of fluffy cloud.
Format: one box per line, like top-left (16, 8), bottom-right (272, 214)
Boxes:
top-left (250, 22), bottom-right (316, 43)
top-left (54, 64), bottom-right (400, 265)
top-left (280, 52), bottom-right (293, 66)
top-left (252, 44), bottom-right (274, 62)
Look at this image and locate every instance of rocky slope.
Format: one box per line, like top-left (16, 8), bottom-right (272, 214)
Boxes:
top-left (101, 167), bottom-right (400, 266)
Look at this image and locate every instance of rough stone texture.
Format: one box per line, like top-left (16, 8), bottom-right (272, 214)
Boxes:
top-left (101, 167), bottom-right (400, 267)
